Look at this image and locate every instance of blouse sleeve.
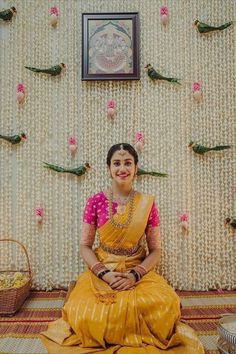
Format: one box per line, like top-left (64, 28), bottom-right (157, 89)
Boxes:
top-left (80, 196), bottom-right (97, 247)
top-left (82, 195), bottom-right (97, 226)
top-left (146, 201), bottom-right (160, 228)
top-left (145, 201), bottom-right (161, 250)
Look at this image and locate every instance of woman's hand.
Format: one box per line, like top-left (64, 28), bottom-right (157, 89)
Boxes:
top-left (102, 271), bottom-right (124, 286)
top-left (109, 272), bottom-right (136, 291)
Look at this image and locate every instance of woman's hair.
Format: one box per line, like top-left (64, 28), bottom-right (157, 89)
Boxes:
top-left (106, 143), bottom-right (139, 166)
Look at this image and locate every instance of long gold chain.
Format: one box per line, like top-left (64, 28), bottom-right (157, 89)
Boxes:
top-left (108, 189), bottom-right (135, 229)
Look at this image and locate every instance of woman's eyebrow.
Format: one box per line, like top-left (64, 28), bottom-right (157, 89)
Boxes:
top-left (112, 159), bottom-right (132, 162)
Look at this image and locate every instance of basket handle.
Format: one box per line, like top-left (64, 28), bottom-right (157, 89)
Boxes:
top-left (0, 238), bottom-right (32, 278)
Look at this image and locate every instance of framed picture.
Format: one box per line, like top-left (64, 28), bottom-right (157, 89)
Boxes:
top-left (82, 12), bottom-right (140, 81)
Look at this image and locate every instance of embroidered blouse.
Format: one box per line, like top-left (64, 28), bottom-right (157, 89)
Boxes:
top-left (80, 192), bottom-right (161, 250)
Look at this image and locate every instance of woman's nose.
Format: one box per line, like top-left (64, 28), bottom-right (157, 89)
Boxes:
top-left (119, 165), bottom-right (126, 172)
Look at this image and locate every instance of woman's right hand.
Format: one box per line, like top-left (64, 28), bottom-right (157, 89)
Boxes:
top-left (102, 271), bottom-right (125, 286)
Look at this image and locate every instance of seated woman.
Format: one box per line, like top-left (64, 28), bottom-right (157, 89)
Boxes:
top-left (41, 143), bottom-right (205, 354)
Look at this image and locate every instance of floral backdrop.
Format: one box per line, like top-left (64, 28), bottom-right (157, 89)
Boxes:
top-left (0, 0), bottom-right (235, 290)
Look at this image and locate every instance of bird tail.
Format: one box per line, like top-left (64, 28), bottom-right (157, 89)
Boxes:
top-left (43, 162), bottom-right (65, 172)
top-left (25, 66), bottom-right (42, 73)
top-left (140, 171), bottom-right (168, 177)
top-left (148, 172), bottom-right (168, 177)
top-left (218, 22), bottom-right (232, 30)
top-left (167, 78), bottom-right (181, 85)
top-left (211, 145), bottom-right (231, 151)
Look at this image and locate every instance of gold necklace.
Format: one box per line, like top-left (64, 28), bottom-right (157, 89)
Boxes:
top-left (113, 190), bottom-right (132, 215)
top-left (108, 189), bottom-right (135, 228)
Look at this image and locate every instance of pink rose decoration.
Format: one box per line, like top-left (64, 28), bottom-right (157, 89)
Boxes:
top-left (35, 207), bottom-right (45, 224)
top-left (17, 83), bottom-right (25, 93)
top-left (68, 136), bottom-right (77, 145)
top-left (192, 82), bottom-right (201, 91)
top-left (192, 82), bottom-right (202, 102)
top-left (135, 132), bottom-right (144, 153)
top-left (50, 6), bottom-right (59, 16)
top-left (160, 6), bottom-right (168, 16)
top-left (50, 6), bottom-right (59, 27)
top-left (68, 136), bottom-right (78, 155)
top-left (135, 132), bottom-right (144, 143)
top-left (160, 6), bottom-right (169, 26)
top-left (107, 99), bottom-right (116, 109)
top-left (16, 83), bottom-right (25, 104)
top-left (107, 99), bottom-right (117, 118)
top-left (179, 213), bottom-right (189, 233)
top-left (180, 213), bottom-right (189, 222)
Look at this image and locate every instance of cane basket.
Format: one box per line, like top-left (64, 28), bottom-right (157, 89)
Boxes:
top-left (0, 239), bottom-right (32, 315)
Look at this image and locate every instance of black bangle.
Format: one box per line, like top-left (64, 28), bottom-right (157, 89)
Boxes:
top-left (98, 269), bottom-right (110, 279)
top-left (130, 269), bottom-right (140, 282)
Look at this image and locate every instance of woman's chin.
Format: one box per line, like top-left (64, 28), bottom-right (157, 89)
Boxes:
top-left (115, 177), bottom-right (131, 185)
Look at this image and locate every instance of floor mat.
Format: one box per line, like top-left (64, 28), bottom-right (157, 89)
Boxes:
top-left (0, 289), bottom-right (235, 354)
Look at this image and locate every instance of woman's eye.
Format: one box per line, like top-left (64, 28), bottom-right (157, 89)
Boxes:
top-left (125, 162), bottom-right (132, 166)
top-left (113, 162), bottom-right (120, 166)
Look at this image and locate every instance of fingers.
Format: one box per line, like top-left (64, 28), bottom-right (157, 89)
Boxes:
top-left (113, 272), bottom-right (128, 278)
top-left (110, 278), bottom-right (127, 288)
top-left (115, 281), bottom-right (134, 290)
top-left (117, 283), bottom-right (135, 291)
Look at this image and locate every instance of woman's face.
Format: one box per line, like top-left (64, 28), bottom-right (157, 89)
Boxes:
top-left (108, 149), bottom-right (137, 186)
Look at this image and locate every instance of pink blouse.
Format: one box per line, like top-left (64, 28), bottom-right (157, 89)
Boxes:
top-left (80, 192), bottom-right (161, 250)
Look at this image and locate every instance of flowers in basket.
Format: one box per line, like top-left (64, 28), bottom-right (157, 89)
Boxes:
top-left (0, 272), bottom-right (28, 289)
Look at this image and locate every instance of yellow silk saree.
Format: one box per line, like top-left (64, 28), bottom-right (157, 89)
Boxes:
top-left (41, 192), bottom-right (205, 354)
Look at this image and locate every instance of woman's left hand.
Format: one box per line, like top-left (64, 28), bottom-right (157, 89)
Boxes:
top-left (110, 273), bottom-right (136, 291)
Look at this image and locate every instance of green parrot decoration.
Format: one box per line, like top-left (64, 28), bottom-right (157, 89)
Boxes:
top-left (43, 162), bottom-right (90, 176)
top-left (25, 63), bottom-right (65, 76)
top-left (137, 168), bottom-right (168, 178)
top-left (0, 132), bottom-right (27, 145)
top-left (145, 64), bottom-right (181, 85)
top-left (224, 218), bottom-right (236, 230)
top-left (0, 6), bottom-right (16, 21)
top-left (194, 20), bottom-right (232, 34)
top-left (188, 141), bottom-right (231, 155)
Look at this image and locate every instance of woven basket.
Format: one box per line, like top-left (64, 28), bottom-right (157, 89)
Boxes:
top-left (0, 239), bottom-right (32, 315)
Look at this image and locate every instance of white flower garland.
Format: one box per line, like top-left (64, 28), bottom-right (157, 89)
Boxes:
top-left (0, 0), bottom-right (235, 290)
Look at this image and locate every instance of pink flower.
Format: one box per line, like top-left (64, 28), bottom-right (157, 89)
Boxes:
top-left (35, 207), bottom-right (45, 217)
top-left (135, 132), bottom-right (144, 143)
top-left (160, 6), bottom-right (168, 16)
top-left (180, 213), bottom-right (189, 222)
top-left (107, 99), bottom-right (116, 109)
top-left (233, 185), bottom-right (236, 194)
top-left (68, 136), bottom-right (77, 146)
top-left (16, 83), bottom-right (25, 93)
top-left (192, 82), bottom-right (201, 91)
top-left (50, 6), bottom-right (59, 16)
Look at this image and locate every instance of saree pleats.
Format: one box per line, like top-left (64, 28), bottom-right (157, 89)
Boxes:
top-left (41, 193), bottom-right (205, 353)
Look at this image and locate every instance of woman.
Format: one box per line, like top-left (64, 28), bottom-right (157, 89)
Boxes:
top-left (41, 143), bottom-right (204, 354)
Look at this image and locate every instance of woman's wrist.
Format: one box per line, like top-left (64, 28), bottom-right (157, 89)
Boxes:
top-left (129, 269), bottom-right (140, 282)
top-left (91, 261), bottom-right (108, 277)
top-left (129, 264), bottom-right (148, 282)
top-left (98, 269), bottom-right (110, 279)
top-left (134, 264), bottom-right (148, 277)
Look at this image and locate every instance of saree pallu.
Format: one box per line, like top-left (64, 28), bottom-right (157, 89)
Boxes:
top-left (41, 193), bottom-right (205, 354)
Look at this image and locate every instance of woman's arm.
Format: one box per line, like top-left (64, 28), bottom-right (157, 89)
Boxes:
top-left (80, 222), bottom-right (125, 285)
top-left (139, 225), bottom-right (161, 270)
top-left (79, 223), bottom-right (100, 268)
top-left (110, 226), bottom-right (161, 290)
